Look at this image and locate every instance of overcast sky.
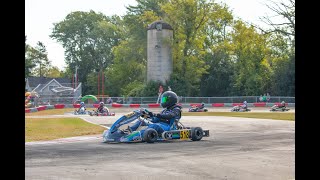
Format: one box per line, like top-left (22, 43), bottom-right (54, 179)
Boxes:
top-left (25, 0), bottom-right (279, 70)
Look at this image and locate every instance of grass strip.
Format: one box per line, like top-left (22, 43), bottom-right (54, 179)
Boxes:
top-left (182, 112), bottom-right (295, 121)
top-left (25, 117), bottom-right (106, 142)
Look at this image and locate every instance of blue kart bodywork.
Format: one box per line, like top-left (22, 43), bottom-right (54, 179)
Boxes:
top-left (102, 109), bottom-right (209, 143)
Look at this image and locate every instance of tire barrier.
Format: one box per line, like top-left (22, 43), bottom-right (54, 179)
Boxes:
top-left (212, 103), bottom-right (224, 107)
top-left (253, 102), bottom-right (266, 107)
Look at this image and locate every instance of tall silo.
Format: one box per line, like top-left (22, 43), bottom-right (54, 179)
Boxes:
top-left (147, 20), bottom-right (173, 85)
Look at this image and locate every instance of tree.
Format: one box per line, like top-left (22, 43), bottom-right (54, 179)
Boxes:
top-left (259, 0), bottom-right (295, 49)
top-left (31, 42), bottom-right (51, 77)
top-left (230, 21), bottom-right (272, 95)
top-left (259, 0), bottom-right (295, 96)
top-left (46, 66), bottom-right (63, 78)
top-left (25, 36), bottom-right (37, 77)
top-left (161, 0), bottom-right (214, 95)
top-left (200, 2), bottom-right (235, 96)
top-left (50, 11), bottom-right (123, 94)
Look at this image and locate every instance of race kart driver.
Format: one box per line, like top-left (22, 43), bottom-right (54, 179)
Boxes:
top-left (126, 91), bottom-right (182, 135)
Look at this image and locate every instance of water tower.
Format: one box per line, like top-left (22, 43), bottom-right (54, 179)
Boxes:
top-left (147, 20), bottom-right (173, 85)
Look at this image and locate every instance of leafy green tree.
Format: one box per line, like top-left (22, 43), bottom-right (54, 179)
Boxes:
top-left (200, 3), bottom-right (235, 96)
top-left (46, 66), bottom-right (63, 78)
top-left (50, 11), bottom-right (123, 94)
top-left (27, 41), bottom-right (51, 77)
top-left (25, 36), bottom-right (37, 77)
top-left (230, 21), bottom-right (272, 95)
top-left (161, 0), bottom-right (214, 95)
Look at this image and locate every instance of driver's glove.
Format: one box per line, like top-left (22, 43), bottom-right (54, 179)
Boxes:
top-left (148, 112), bottom-right (154, 117)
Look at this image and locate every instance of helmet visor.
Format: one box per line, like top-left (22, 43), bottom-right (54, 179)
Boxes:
top-left (161, 96), bottom-right (168, 104)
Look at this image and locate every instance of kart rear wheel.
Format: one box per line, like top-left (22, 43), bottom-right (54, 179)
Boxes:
top-left (191, 127), bottom-right (203, 141)
top-left (143, 128), bottom-right (158, 143)
top-left (204, 109), bottom-right (208, 112)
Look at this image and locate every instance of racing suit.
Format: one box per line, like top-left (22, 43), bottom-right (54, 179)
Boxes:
top-left (278, 103), bottom-right (286, 110)
top-left (97, 105), bottom-right (109, 114)
top-left (78, 104), bottom-right (86, 112)
top-left (129, 104), bottom-right (182, 135)
top-left (240, 103), bottom-right (247, 110)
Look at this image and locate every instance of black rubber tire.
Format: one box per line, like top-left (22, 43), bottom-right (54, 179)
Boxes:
top-left (191, 127), bottom-right (203, 141)
top-left (143, 128), bottom-right (158, 143)
top-left (204, 109), bottom-right (208, 112)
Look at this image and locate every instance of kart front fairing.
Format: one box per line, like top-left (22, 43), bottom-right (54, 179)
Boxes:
top-left (102, 109), bottom-right (149, 143)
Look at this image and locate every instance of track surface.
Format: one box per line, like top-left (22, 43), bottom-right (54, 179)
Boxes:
top-left (25, 107), bottom-right (295, 180)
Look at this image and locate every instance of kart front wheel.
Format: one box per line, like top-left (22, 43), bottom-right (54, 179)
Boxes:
top-left (143, 128), bottom-right (158, 143)
top-left (191, 127), bottom-right (203, 141)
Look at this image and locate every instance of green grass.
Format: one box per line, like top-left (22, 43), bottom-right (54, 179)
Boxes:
top-left (25, 108), bottom-right (96, 116)
top-left (182, 112), bottom-right (295, 121)
top-left (25, 117), bottom-right (106, 142)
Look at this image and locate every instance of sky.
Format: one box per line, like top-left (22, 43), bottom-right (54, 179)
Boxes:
top-left (25, 0), bottom-right (280, 70)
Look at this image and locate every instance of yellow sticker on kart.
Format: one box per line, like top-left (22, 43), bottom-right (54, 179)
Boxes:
top-left (180, 130), bottom-right (189, 139)
top-left (124, 112), bottom-right (135, 117)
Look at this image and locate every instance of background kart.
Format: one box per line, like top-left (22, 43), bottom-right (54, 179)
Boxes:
top-left (188, 106), bottom-right (208, 112)
top-left (102, 109), bottom-right (209, 143)
top-left (74, 107), bottom-right (87, 115)
top-left (230, 105), bottom-right (251, 112)
top-left (270, 105), bottom-right (290, 112)
top-left (88, 110), bottom-right (115, 116)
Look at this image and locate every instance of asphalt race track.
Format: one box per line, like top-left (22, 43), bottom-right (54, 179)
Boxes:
top-left (25, 107), bottom-right (295, 180)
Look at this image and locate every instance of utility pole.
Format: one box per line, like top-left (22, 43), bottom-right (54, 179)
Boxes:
top-left (75, 66), bottom-right (78, 88)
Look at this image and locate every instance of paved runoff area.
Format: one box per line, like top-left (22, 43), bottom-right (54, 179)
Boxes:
top-left (25, 107), bottom-right (295, 180)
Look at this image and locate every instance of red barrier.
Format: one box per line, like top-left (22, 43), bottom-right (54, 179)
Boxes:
top-left (73, 104), bottom-right (81, 108)
top-left (54, 104), bottom-right (65, 109)
top-left (212, 103), bottom-right (224, 107)
top-left (130, 104), bottom-right (140, 108)
top-left (232, 103), bottom-right (243, 106)
top-left (148, 104), bottom-right (160, 108)
top-left (25, 109), bottom-right (31, 113)
top-left (253, 102), bottom-right (266, 107)
top-left (112, 103), bottom-right (123, 108)
top-left (93, 104), bottom-right (99, 108)
top-left (190, 103), bottom-right (201, 107)
top-left (36, 106), bottom-right (46, 111)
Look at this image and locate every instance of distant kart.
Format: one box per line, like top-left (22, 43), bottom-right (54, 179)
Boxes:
top-left (88, 110), bottom-right (115, 116)
top-left (270, 105), bottom-right (290, 112)
top-left (74, 107), bottom-right (87, 115)
top-left (188, 106), bottom-right (208, 112)
top-left (102, 108), bottom-right (210, 143)
top-left (230, 105), bottom-right (251, 112)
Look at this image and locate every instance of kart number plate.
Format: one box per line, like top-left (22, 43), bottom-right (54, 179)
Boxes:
top-left (180, 130), bottom-right (189, 139)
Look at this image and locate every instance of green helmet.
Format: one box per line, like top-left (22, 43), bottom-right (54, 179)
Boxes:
top-left (160, 91), bottom-right (178, 108)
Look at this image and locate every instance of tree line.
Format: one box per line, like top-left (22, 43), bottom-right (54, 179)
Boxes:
top-left (25, 0), bottom-right (295, 97)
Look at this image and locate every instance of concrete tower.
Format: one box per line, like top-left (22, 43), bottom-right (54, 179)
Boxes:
top-left (147, 20), bottom-right (173, 85)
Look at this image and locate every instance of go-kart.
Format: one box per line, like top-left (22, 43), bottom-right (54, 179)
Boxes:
top-left (74, 107), bottom-right (87, 115)
top-left (270, 105), bottom-right (290, 112)
top-left (230, 105), bottom-right (251, 112)
top-left (102, 108), bottom-right (210, 143)
top-left (88, 109), bottom-right (115, 116)
top-left (188, 105), bottom-right (208, 112)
